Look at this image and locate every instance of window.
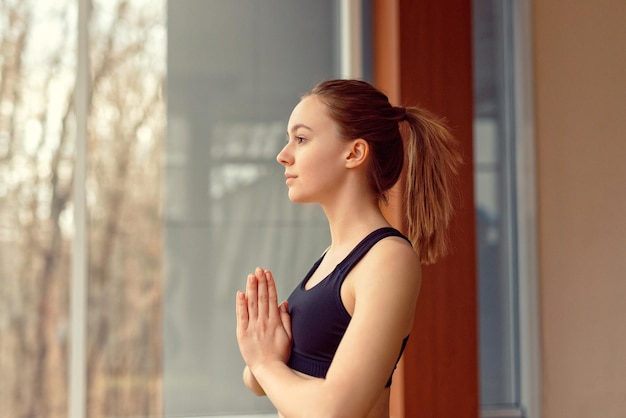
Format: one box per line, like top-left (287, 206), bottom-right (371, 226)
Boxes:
top-left (85, 1), bottom-right (165, 417)
top-left (473, 0), bottom-right (539, 417)
top-left (164, 1), bottom-right (367, 416)
top-left (0, 2), bottom-right (79, 414)
top-left (0, 1), bottom-right (166, 417)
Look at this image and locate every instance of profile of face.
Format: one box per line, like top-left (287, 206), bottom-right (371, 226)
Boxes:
top-left (276, 95), bottom-right (355, 204)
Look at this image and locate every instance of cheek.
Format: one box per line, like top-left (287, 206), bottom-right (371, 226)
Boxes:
top-left (308, 162), bottom-right (346, 193)
top-left (302, 156), bottom-right (336, 181)
top-left (295, 145), bottom-right (347, 191)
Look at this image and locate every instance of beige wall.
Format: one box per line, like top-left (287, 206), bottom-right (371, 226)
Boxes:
top-left (533, 0), bottom-right (626, 417)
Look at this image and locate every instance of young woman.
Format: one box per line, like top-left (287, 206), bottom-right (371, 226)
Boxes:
top-left (235, 79), bottom-right (462, 417)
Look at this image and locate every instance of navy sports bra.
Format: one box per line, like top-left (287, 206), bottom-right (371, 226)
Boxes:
top-left (286, 227), bottom-right (411, 388)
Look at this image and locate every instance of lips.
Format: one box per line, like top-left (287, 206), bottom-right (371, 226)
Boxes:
top-left (285, 173), bottom-right (296, 184)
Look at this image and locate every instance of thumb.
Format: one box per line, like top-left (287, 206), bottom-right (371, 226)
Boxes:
top-left (279, 300), bottom-right (292, 340)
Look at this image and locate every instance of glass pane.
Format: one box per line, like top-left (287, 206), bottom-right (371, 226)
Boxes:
top-left (0, 1), bottom-right (76, 417)
top-left (86, 1), bottom-right (165, 417)
top-left (473, 0), bottom-right (520, 408)
top-left (164, 0), bottom-right (340, 415)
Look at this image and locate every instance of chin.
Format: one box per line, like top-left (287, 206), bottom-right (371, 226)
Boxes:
top-left (287, 190), bottom-right (312, 204)
top-left (287, 194), bottom-right (305, 203)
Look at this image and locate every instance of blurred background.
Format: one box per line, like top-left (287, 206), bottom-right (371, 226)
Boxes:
top-left (0, 0), bottom-right (624, 417)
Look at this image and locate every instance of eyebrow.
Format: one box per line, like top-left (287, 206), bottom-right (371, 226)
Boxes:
top-left (288, 123), bottom-right (313, 134)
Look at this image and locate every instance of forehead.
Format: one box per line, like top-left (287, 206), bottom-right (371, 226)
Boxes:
top-left (287, 95), bottom-right (335, 134)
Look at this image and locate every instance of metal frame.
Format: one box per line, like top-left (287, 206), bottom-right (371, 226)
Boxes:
top-left (512, 0), bottom-right (541, 417)
top-left (339, 0), bottom-right (363, 79)
top-left (69, 0), bottom-right (89, 417)
top-left (482, 409), bottom-right (525, 418)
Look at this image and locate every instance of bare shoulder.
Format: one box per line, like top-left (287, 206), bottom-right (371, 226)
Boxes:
top-left (346, 235), bottom-right (422, 309)
top-left (357, 235), bottom-right (421, 284)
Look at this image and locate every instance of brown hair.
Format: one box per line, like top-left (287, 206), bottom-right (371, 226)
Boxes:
top-left (307, 79), bottom-right (462, 264)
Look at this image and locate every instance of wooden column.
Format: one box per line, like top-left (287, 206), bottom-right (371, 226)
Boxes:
top-left (374, 0), bottom-right (479, 416)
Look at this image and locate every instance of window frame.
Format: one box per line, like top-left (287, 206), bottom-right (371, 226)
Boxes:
top-left (511, 0), bottom-right (541, 417)
top-left (68, 1), bottom-right (89, 418)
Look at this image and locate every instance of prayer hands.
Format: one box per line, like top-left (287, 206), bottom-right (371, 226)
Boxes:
top-left (236, 267), bottom-right (292, 370)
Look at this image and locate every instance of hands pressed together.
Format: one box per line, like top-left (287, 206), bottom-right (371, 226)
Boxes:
top-left (236, 267), bottom-right (292, 374)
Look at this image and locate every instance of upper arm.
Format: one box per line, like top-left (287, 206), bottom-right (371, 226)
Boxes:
top-left (322, 238), bottom-right (422, 412)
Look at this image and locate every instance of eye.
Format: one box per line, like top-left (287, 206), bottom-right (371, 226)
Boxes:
top-left (295, 135), bottom-right (307, 144)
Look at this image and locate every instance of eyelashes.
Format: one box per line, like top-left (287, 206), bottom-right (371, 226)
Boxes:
top-left (285, 135), bottom-right (307, 144)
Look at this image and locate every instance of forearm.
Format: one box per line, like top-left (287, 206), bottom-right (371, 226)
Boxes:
top-left (243, 365), bottom-right (265, 396)
top-left (251, 361), bottom-right (343, 418)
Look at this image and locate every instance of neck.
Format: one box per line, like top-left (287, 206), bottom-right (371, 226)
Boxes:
top-left (321, 195), bottom-right (390, 249)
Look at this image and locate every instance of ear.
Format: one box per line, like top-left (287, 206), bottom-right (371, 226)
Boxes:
top-left (344, 138), bottom-right (369, 168)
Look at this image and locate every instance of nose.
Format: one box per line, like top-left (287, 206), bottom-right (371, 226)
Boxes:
top-left (276, 142), bottom-right (292, 166)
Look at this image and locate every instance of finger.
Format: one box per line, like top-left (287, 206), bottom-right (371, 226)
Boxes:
top-left (235, 291), bottom-right (249, 335)
top-left (246, 273), bottom-right (258, 320)
top-left (255, 267), bottom-right (269, 319)
top-left (279, 300), bottom-right (292, 340)
top-left (266, 270), bottom-right (279, 322)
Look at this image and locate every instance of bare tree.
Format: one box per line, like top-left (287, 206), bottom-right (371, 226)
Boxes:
top-left (0, 1), bottom-right (165, 417)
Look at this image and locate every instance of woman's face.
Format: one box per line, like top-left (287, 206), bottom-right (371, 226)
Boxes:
top-left (276, 95), bottom-right (351, 204)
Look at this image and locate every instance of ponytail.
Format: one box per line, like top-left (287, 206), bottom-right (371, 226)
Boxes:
top-left (402, 106), bottom-right (462, 264)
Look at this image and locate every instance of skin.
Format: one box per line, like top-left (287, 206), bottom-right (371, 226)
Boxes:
top-left (236, 95), bottom-right (422, 418)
